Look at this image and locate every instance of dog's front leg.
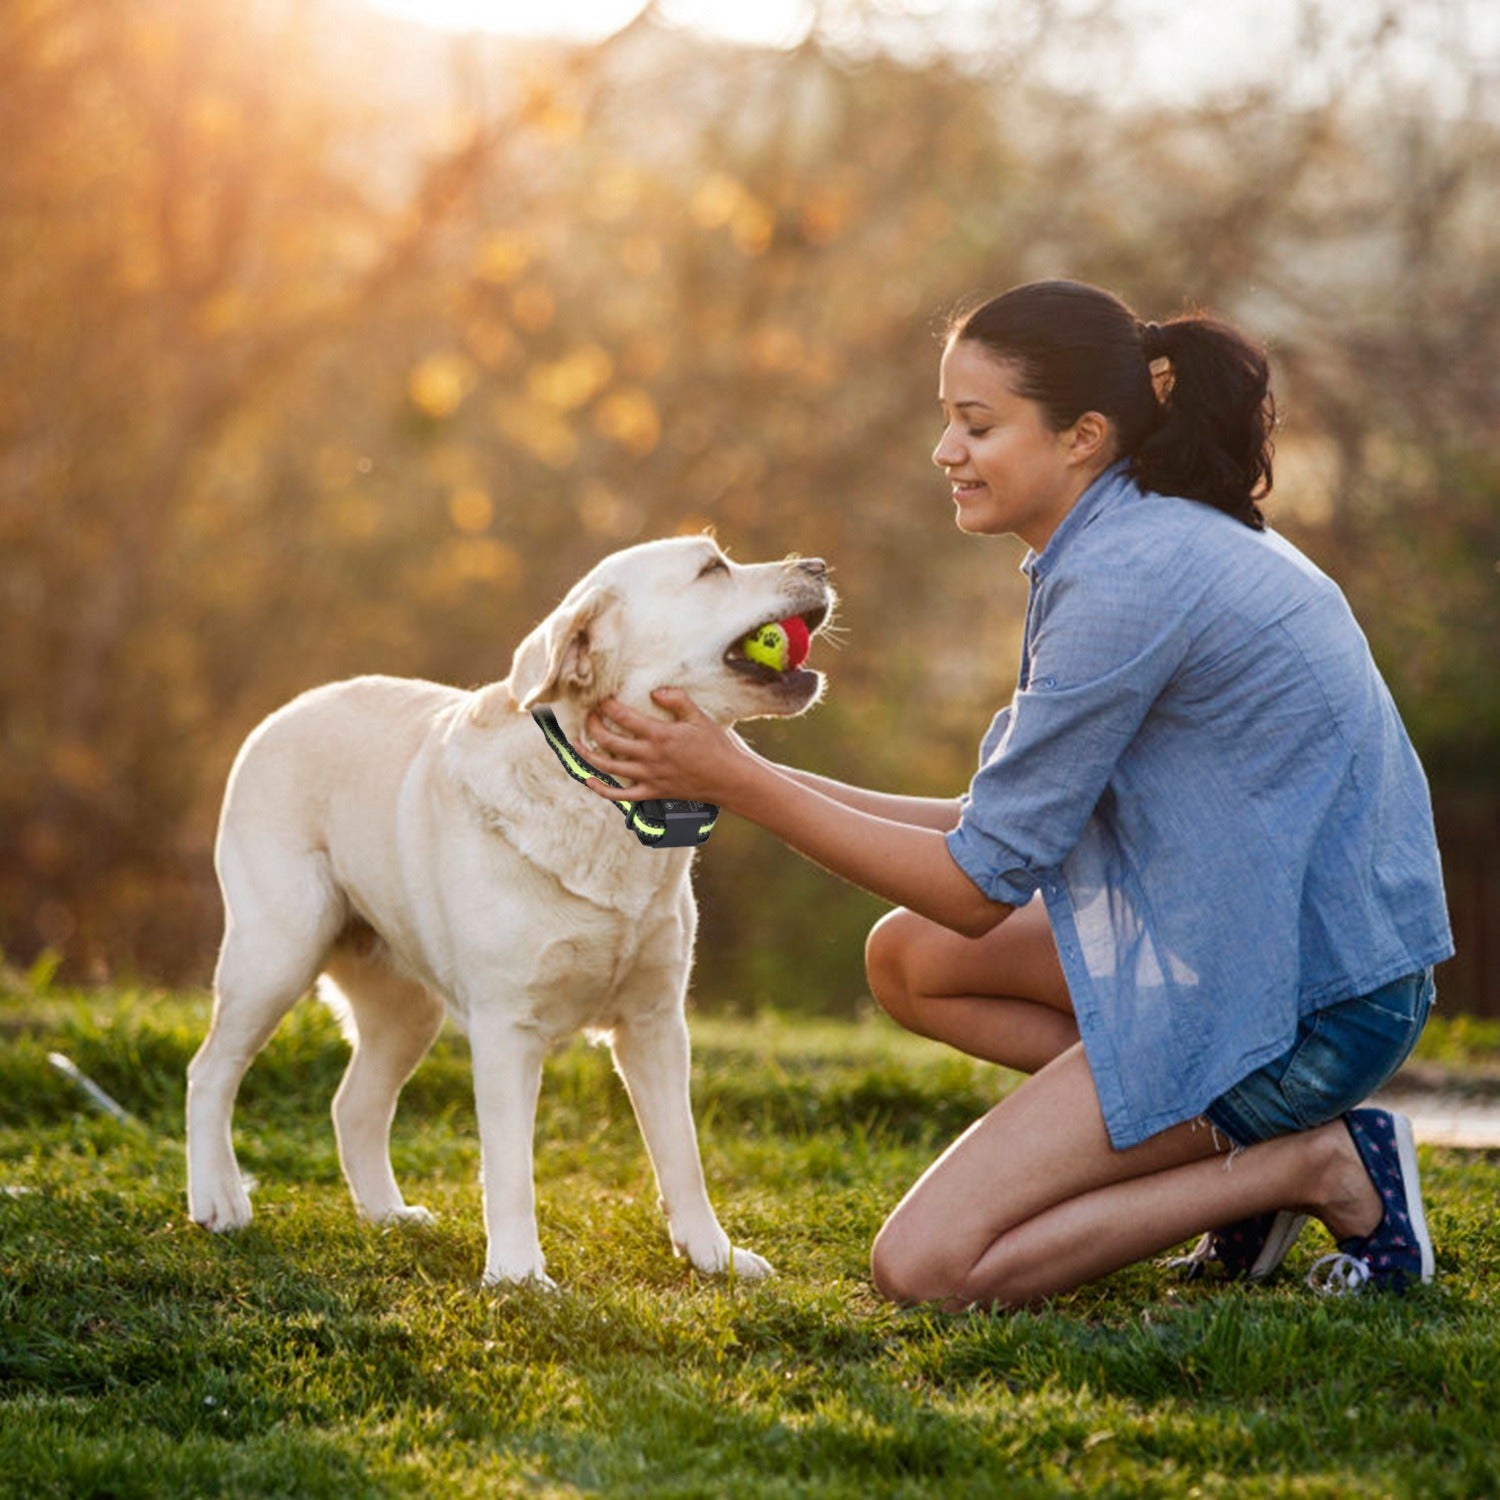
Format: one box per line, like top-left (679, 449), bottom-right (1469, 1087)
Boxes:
top-left (468, 1012), bottom-right (554, 1287)
top-left (611, 1006), bottom-right (773, 1281)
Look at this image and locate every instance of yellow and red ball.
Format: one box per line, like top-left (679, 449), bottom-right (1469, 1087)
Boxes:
top-left (742, 617), bottom-right (811, 673)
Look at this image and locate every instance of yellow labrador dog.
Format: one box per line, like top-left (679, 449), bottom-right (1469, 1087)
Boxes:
top-left (187, 535), bottom-right (834, 1285)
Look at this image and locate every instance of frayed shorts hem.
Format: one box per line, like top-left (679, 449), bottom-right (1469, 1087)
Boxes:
top-left (1201, 968), bottom-right (1435, 1149)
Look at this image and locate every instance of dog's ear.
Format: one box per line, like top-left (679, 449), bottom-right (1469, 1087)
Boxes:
top-left (510, 585), bottom-right (620, 711)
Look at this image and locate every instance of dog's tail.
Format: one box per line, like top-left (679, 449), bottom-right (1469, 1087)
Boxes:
top-left (315, 975), bottom-right (360, 1046)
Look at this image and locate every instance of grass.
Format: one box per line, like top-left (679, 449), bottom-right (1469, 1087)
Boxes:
top-left (2, 977), bottom-right (1498, 1498)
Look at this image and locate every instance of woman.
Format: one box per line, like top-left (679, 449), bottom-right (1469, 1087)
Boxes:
top-left (582, 279), bottom-right (1453, 1309)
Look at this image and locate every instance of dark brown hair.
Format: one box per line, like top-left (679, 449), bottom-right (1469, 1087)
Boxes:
top-left (949, 280), bottom-right (1276, 529)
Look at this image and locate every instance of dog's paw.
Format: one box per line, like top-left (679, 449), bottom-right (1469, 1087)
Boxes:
top-left (188, 1175), bottom-right (254, 1233)
top-left (481, 1236), bottom-right (554, 1289)
top-left (373, 1204), bottom-right (437, 1227)
top-left (687, 1240), bottom-right (775, 1281)
top-left (481, 1264), bottom-right (558, 1292)
top-left (718, 1245), bottom-right (774, 1281)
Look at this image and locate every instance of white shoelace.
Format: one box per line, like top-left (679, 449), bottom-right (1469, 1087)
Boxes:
top-left (1306, 1252), bottom-right (1371, 1295)
top-left (1163, 1232), bottom-right (1217, 1275)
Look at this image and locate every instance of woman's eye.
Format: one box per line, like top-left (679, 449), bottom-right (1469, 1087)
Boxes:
top-left (966, 426), bottom-right (992, 439)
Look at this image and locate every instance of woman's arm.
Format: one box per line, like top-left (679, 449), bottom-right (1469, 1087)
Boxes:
top-left (583, 691), bottom-right (1009, 939)
top-left (772, 765), bottom-right (962, 832)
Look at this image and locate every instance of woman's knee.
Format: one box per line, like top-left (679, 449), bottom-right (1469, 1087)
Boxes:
top-left (864, 908), bottom-right (923, 1025)
top-left (870, 1213), bottom-right (1006, 1310)
top-left (870, 1214), bottom-right (952, 1306)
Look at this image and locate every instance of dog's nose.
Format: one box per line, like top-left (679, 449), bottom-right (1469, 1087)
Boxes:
top-left (796, 557), bottom-right (828, 580)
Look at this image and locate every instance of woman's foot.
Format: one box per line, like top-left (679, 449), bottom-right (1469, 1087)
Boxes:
top-left (1307, 1109), bottom-right (1434, 1294)
top-left (1169, 1209), bottom-right (1309, 1282)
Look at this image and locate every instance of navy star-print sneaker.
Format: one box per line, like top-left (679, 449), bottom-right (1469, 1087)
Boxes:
top-left (1169, 1209), bottom-right (1309, 1283)
top-left (1306, 1108), bottom-right (1435, 1295)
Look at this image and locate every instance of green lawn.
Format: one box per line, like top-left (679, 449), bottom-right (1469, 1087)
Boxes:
top-left (2, 980), bottom-right (1497, 1498)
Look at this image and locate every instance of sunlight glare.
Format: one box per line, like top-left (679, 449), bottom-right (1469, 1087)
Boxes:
top-left (360, 0), bottom-right (816, 49)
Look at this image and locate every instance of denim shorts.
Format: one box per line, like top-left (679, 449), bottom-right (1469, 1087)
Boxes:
top-left (1202, 968), bottom-right (1435, 1148)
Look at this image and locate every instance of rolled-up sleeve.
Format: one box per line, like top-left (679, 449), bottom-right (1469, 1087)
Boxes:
top-left (946, 565), bottom-right (1195, 902)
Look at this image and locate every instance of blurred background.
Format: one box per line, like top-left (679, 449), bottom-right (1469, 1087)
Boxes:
top-left (1, 0), bottom-right (1496, 1012)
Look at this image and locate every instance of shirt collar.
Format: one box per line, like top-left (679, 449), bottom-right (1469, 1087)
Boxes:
top-left (1020, 458), bottom-right (1135, 580)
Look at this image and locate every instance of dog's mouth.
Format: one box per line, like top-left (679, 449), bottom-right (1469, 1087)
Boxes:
top-left (722, 603), bottom-right (830, 686)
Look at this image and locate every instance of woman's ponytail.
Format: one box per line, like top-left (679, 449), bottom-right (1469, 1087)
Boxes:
top-left (1130, 316), bottom-right (1276, 530)
top-left (950, 282), bottom-right (1277, 530)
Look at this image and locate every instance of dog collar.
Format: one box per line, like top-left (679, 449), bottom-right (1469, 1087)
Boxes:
top-left (531, 708), bottom-right (719, 849)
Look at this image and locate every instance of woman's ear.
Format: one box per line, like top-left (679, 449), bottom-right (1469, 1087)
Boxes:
top-left (1066, 410), bottom-right (1113, 467)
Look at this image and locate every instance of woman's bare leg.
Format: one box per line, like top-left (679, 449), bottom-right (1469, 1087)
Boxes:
top-left (870, 1043), bottom-right (1385, 1310)
top-left (865, 895), bottom-right (1075, 1072)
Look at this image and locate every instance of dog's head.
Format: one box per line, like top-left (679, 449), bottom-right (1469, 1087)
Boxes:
top-left (509, 535), bottom-right (835, 724)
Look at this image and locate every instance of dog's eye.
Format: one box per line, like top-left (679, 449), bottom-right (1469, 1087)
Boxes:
top-left (697, 557), bottom-right (729, 578)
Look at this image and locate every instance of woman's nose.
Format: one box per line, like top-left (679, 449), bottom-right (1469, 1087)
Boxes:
top-left (932, 428), bottom-right (963, 469)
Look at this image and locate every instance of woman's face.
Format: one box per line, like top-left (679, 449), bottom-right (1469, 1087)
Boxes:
top-left (933, 338), bottom-right (1106, 551)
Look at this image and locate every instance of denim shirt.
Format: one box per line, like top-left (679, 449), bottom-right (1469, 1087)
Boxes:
top-left (945, 461), bottom-right (1454, 1149)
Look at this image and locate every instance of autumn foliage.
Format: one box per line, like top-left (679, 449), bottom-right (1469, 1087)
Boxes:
top-left (2, 0), bottom-right (1496, 1006)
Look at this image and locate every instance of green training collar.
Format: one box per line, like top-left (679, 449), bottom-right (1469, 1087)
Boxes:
top-left (531, 708), bottom-right (719, 849)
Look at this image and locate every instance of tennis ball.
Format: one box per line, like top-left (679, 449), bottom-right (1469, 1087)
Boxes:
top-left (743, 622), bottom-right (790, 672)
top-left (742, 616), bottom-right (812, 673)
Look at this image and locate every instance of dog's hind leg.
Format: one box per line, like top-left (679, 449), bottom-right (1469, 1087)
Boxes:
top-left (323, 939), bottom-right (445, 1226)
top-left (187, 848), bottom-right (343, 1232)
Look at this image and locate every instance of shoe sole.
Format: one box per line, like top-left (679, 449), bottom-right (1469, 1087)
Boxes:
top-left (1389, 1110), bottom-right (1436, 1283)
top-left (1247, 1209), bottom-right (1310, 1282)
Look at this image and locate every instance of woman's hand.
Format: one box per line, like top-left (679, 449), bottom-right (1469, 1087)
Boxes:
top-left (585, 688), bottom-right (1010, 938)
top-left (583, 689), bottom-right (749, 806)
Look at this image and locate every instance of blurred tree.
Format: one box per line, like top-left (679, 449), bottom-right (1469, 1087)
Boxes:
top-left (0, 0), bottom-right (519, 968)
top-left (1, 0), bottom-right (1494, 1008)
